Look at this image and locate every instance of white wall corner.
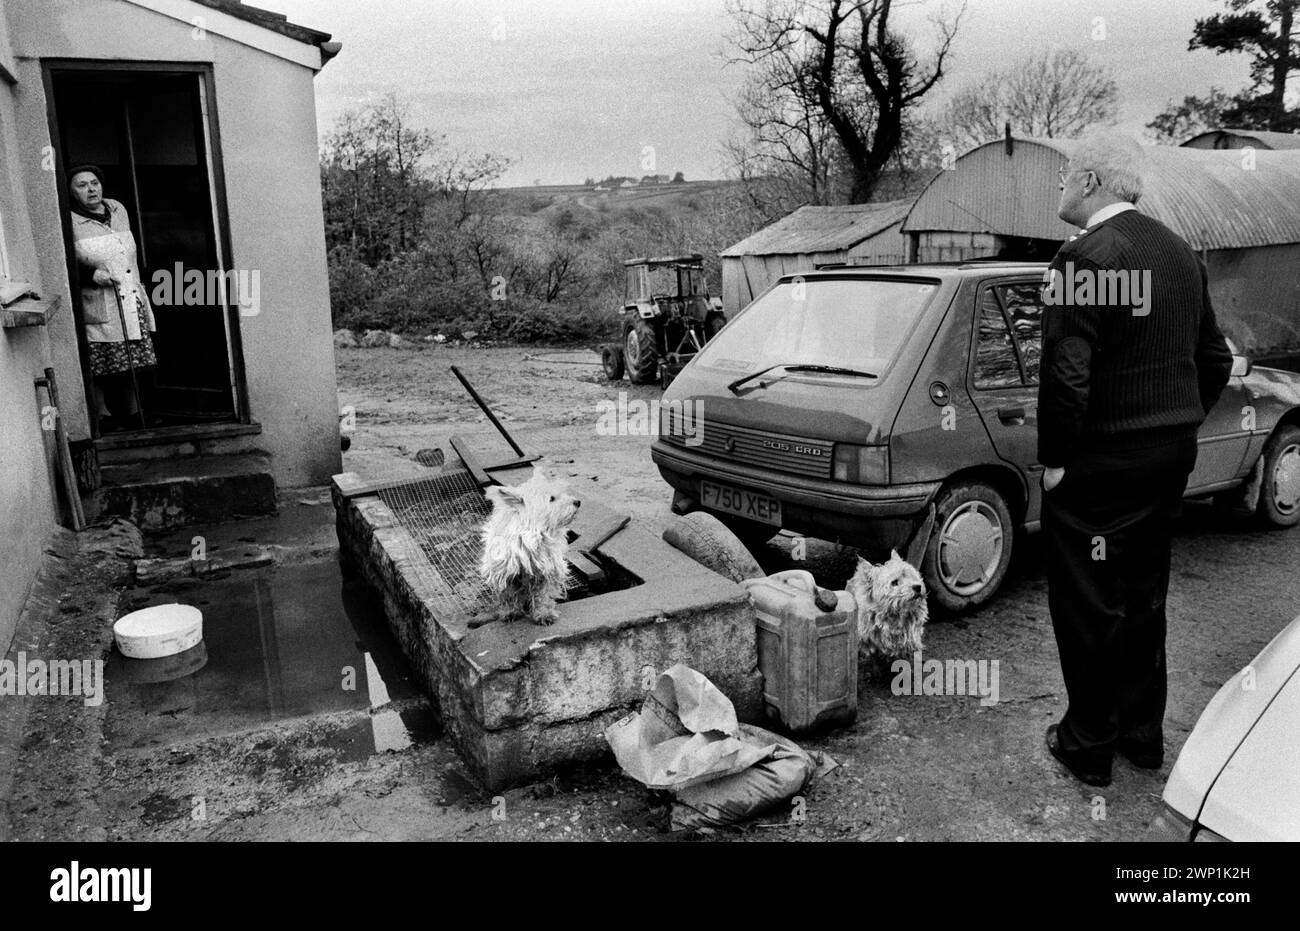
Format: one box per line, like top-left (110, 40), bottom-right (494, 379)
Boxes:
top-left (124, 0), bottom-right (325, 70)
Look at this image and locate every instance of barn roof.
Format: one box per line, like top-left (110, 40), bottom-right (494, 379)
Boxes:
top-left (1182, 129), bottom-right (1300, 150)
top-left (902, 136), bottom-right (1300, 251)
top-left (720, 200), bottom-right (911, 257)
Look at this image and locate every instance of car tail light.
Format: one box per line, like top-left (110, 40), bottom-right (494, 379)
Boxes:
top-left (832, 444), bottom-right (888, 484)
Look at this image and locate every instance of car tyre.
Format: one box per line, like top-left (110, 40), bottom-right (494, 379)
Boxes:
top-left (922, 480), bottom-right (1015, 613)
top-left (625, 321), bottom-right (659, 385)
top-left (1256, 424), bottom-right (1300, 528)
top-left (662, 511), bottom-right (765, 583)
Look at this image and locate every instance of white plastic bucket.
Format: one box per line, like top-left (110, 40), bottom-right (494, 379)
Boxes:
top-left (113, 603), bottom-right (204, 659)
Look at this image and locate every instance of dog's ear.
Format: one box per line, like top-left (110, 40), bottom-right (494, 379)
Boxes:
top-left (890, 548), bottom-right (902, 563)
top-left (530, 465), bottom-right (550, 483)
top-left (486, 485), bottom-right (523, 509)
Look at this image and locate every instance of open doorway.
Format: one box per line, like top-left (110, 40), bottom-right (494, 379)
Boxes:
top-left (47, 65), bottom-right (244, 436)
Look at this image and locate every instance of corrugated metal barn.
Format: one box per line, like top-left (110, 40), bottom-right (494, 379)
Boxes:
top-left (719, 201), bottom-right (910, 316)
top-left (901, 136), bottom-right (1300, 361)
top-left (1182, 129), bottom-right (1300, 150)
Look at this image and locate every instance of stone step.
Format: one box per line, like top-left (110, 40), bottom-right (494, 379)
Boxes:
top-left (95, 422), bottom-right (264, 466)
top-left (94, 453), bottom-right (277, 532)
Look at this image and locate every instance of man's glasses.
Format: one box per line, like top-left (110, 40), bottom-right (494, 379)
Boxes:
top-left (1058, 168), bottom-right (1097, 186)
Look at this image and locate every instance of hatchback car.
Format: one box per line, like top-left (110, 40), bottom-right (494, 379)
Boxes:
top-left (1150, 612), bottom-right (1300, 841)
top-left (651, 263), bottom-right (1300, 611)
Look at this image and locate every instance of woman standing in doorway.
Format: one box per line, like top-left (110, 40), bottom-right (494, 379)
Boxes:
top-left (68, 164), bottom-right (157, 433)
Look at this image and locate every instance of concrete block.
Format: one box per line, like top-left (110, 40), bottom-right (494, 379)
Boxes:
top-left (332, 471), bottom-right (762, 791)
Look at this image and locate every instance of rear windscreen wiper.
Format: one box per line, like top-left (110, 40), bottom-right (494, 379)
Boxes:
top-left (727, 363), bottom-right (878, 394)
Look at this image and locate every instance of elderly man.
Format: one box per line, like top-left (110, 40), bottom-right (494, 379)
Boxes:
top-left (1039, 133), bottom-right (1233, 787)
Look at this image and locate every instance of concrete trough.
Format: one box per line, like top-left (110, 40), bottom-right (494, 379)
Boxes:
top-left (332, 468), bottom-right (761, 790)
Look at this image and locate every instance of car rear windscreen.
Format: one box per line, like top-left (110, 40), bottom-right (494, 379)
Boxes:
top-left (695, 277), bottom-right (940, 378)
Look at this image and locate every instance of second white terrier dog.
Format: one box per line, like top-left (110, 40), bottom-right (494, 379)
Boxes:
top-left (477, 468), bottom-right (580, 625)
top-left (848, 549), bottom-right (929, 676)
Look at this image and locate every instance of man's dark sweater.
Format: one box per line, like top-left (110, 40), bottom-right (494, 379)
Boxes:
top-left (1037, 209), bottom-right (1234, 468)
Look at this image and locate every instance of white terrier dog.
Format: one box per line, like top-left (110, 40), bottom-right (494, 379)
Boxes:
top-left (848, 549), bottom-right (928, 676)
top-left (477, 468), bottom-right (580, 625)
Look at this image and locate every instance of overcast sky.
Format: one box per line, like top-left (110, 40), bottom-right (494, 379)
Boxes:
top-left (264, 0), bottom-right (1255, 186)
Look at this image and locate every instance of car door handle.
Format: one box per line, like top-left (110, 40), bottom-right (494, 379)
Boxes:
top-left (997, 406), bottom-right (1026, 425)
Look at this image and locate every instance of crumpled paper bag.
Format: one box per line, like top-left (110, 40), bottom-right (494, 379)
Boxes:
top-left (605, 663), bottom-right (834, 828)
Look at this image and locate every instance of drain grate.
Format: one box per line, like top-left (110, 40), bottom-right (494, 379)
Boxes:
top-left (356, 426), bottom-right (640, 623)
top-left (376, 464), bottom-right (497, 616)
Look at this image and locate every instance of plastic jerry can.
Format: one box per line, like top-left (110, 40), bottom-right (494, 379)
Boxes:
top-left (740, 569), bottom-right (858, 734)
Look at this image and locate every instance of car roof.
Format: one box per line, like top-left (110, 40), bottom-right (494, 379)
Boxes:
top-left (786, 261), bottom-right (1048, 279)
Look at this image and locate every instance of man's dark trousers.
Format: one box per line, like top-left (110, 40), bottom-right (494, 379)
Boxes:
top-left (1042, 434), bottom-right (1198, 772)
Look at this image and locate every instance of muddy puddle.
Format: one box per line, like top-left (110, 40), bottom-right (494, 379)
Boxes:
top-left (105, 559), bottom-right (427, 754)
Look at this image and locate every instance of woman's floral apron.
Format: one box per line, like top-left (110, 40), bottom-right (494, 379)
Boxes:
top-left (72, 199), bottom-right (158, 376)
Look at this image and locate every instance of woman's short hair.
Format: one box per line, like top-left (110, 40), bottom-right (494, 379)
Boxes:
top-left (1069, 133), bottom-right (1145, 204)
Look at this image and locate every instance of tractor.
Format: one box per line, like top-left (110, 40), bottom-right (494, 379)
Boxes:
top-left (601, 254), bottom-right (727, 387)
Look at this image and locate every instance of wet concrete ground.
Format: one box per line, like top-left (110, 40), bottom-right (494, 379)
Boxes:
top-left (4, 344), bottom-right (1298, 841)
top-left (107, 560), bottom-right (420, 752)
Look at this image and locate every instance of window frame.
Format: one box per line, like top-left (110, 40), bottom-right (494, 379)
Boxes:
top-left (972, 285), bottom-right (1024, 390)
top-left (970, 278), bottom-right (1046, 390)
top-left (996, 279), bottom-right (1045, 387)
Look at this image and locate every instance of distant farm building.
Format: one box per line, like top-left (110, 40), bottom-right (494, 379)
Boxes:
top-left (1181, 129), bottom-right (1300, 150)
top-left (900, 136), bottom-right (1300, 364)
top-left (719, 201), bottom-right (910, 316)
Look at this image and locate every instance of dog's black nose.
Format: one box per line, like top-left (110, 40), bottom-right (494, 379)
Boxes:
top-left (574, 500), bottom-right (581, 508)
top-left (912, 584), bottom-right (923, 595)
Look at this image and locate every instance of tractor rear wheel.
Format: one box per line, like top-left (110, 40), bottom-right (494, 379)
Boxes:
top-left (601, 344), bottom-right (625, 381)
top-left (625, 320), bottom-right (659, 385)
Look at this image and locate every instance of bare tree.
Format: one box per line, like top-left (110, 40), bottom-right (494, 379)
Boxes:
top-left (939, 49), bottom-right (1119, 152)
top-left (320, 94), bottom-right (443, 264)
top-left (724, 40), bottom-right (841, 219)
top-left (727, 0), bottom-right (965, 204)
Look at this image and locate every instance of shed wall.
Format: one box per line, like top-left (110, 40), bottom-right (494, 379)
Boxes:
top-left (9, 0), bottom-right (340, 486)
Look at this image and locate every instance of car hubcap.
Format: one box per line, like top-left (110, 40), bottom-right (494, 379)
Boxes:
top-left (1273, 443), bottom-right (1300, 514)
top-left (937, 502), bottom-right (1004, 595)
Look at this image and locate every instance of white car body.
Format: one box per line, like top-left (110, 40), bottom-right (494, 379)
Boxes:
top-left (1152, 614), bottom-right (1300, 841)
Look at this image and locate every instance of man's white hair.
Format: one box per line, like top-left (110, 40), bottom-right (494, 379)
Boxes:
top-left (1069, 132), bottom-right (1146, 204)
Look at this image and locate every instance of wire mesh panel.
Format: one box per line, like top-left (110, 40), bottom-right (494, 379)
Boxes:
top-left (375, 465), bottom-right (496, 616)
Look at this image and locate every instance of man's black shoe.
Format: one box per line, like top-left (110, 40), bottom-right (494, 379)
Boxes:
top-left (1117, 739), bottom-right (1163, 769)
top-left (1046, 725), bottom-right (1112, 787)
